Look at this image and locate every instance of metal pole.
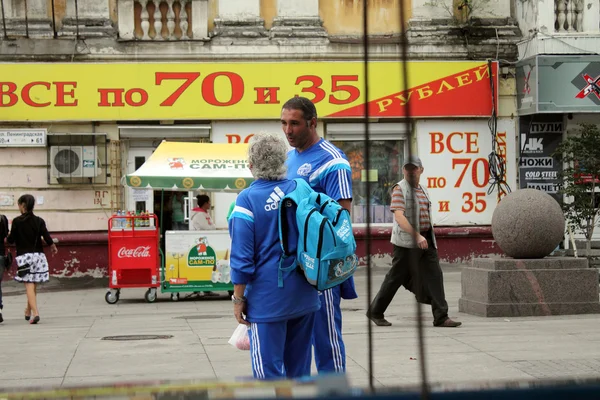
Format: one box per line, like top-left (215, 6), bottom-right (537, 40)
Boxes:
top-left (24, 0), bottom-right (28, 37)
top-left (51, 0), bottom-right (57, 38)
top-left (398, 1), bottom-right (430, 399)
top-left (362, 0), bottom-right (374, 393)
top-left (1, 0), bottom-right (8, 40)
top-left (74, 0), bottom-right (80, 38)
top-left (160, 189), bottom-right (165, 238)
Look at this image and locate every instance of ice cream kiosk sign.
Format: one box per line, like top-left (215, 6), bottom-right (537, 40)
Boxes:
top-left (164, 231), bottom-right (232, 292)
top-left (188, 237), bottom-right (216, 267)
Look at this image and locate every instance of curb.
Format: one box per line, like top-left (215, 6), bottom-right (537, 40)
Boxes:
top-left (1, 277), bottom-right (108, 297)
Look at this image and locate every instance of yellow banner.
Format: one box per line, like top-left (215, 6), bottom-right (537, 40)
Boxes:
top-left (0, 61), bottom-right (496, 121)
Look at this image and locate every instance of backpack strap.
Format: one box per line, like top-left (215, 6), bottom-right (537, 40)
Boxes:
top-left (277, 180), bottom-right (299, 288)
top-left (278, 181), bottom-right (298, 258)
top-left (278, 256), bottom-right (298, 288)
top-left (277, 179), bottom-right (314, 288)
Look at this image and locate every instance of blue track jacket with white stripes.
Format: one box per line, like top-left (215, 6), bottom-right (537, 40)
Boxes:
top-left (286, 138), bottom-right (358, 300)
top-left (229, 179), bottom-right (320, 323)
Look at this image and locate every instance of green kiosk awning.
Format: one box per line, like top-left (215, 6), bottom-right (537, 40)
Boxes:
top-left (124, 141), bottom-right (253, 191)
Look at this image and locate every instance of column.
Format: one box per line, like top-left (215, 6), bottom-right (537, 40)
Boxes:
top-left (62, 0), bottom-right (113, 37)
top-left (117, 0), bottom-right (135, 39)
top-left (66, 0), bottom-right (110, 18)
top-left (581, 0), bottom-right (600, 33)
top-left (191, 0), bottom-right (209, 40)
top-left (4, 0), bottom-right (53, 37)
top-left (213, 0), bottom-right (267, 39)
top-left (271, 0), bottom-right (327, 40)
top-left (537, 0), bottom-right (556, 34)
top-left (409, 0), bottom-right (453, 22)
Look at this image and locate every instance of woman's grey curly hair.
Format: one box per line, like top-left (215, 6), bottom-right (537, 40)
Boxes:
top-left (248, 132), bottom-right (288, 180)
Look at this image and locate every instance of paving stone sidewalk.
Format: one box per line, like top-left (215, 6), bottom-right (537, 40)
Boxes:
top-left (1, 266), bottom-right (600, 392)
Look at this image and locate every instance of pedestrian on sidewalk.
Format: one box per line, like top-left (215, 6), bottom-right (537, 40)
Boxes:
top-left (170, 192), bottom-right (186, 231)
top-left (281, 96), bottom-right (358, 374)
top-left (367, 156), bottom-right (461, 328)
top-left (0, 213), bottom-right (9, 323)
top-left (229, 133), bottom-right (320, 380)
top-left (7, 194), bottom-right (58, 325)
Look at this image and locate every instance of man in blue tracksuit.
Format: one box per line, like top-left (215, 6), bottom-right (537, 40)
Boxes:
top-left (229, 132), bottom-right (320, 380)
top-left (281, 96), bottom-right (358, 374)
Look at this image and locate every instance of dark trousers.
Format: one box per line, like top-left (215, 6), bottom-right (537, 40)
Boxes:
top-left (0, 256), bottom-right (4, 310)
top-left (368, 232), bottom-right (449, 326)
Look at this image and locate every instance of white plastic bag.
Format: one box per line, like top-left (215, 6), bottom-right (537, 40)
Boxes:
top-left (228, 324), bottom-right (250, 351)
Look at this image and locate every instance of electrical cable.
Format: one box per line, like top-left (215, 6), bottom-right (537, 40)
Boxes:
top-left (486, 60), bottom-right (511, 200)
top-left (536, 31), bottom-right (600, 55)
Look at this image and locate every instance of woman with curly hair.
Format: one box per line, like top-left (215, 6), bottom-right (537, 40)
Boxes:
top-left (228, 132), bottom-right (319, 380)
top-left (7, 194), bottom-right (58, 324)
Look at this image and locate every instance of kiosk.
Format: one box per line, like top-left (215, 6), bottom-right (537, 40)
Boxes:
top-left (124, 141), bottom-right (253, 301)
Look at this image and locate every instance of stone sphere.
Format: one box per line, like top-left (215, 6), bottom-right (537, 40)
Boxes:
top-left (491, 189), bottom-right (565, 259)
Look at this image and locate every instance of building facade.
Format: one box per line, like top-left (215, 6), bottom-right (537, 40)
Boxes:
top-left (515, 0), bottom-right (600, 244)
top-left (0, 0), bottom-right (521, 276)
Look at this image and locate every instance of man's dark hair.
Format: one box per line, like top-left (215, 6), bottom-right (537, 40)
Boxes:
top-left (196, 194), bottom-right (210, 207)
top-left (282, 97), bottom-right (317, 121)
top-left (18, 194), bottom-right (35, 213)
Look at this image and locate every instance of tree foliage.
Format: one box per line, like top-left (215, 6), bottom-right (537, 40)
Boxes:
top-left (554, 123), bottom-right (600, 255)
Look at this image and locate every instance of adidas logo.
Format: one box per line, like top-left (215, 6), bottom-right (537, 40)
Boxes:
top-left (264, 186), bottom-right (285, 211)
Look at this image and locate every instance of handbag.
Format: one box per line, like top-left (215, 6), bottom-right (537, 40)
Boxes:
top-left (4, 250), bottom-right (13, 269)
top-left (17, 262), bottom-right (30, 278)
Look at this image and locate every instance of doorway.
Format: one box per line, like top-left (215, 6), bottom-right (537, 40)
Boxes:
top-left (126, 148), bottom-right (156, 217)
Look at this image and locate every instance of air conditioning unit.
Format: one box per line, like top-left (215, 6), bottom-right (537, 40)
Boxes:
top-left (50, 146), bottom-right (102, 178)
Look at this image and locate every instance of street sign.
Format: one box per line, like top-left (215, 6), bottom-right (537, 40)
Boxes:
top-left (0, 128), bottom-right (47, 147)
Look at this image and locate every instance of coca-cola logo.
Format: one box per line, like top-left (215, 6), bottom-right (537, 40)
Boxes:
top-left (118, 246), bottom-right (151, 258)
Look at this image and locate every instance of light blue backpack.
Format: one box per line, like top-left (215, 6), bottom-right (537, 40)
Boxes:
top-left (278, 179), bottom-right (358, 291)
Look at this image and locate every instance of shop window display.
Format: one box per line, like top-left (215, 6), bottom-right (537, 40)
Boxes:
top-left (330, 140), bottom-right (405, 224)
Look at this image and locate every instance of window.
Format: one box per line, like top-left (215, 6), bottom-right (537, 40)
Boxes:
top-left (327, 123), bottom-right (408, 225)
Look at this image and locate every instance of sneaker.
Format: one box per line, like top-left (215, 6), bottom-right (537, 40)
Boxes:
top-left (366, 313), bottom-right (392, 326)
top-left (435, 318), bottom-right (462, 327)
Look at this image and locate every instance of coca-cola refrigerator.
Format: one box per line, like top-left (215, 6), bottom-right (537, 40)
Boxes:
top-left (106, 214), bottom-right (160, 304)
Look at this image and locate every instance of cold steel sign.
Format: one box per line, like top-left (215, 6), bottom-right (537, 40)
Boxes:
top-left (518, 115), bottom-right (563, 203)
top-left (0, 61), bottom-right (497, 122)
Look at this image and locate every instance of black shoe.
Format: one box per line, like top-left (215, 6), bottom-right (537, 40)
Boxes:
top-left (366, 312), bottom-right (392, 326)
top-left (435, 318), bottom-right (462, 327)
top-left (0, 312), bottom-right (3, 323)
top-left (30, 316), bottom-right (40, 325)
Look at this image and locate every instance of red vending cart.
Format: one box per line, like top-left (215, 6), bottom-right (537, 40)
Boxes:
top-left (106, 214), bottom-right (160, 304)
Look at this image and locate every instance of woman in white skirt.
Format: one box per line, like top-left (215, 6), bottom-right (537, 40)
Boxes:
top-left (7, 194), bottom-right (58, 324)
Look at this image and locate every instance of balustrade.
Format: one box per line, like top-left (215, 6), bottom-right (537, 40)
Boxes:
top-left (134, 0), bottom-right (192, 40)
top-left (555, 0), bottom-right (584, 32)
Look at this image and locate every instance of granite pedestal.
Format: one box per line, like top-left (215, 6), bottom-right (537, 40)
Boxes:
top-left (459, 257), bottom-right (600, 317)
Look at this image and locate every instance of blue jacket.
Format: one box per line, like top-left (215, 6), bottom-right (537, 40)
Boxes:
top-left (286, 139), bottom-right (358, 300)
top-left (229, 179), bottom-right (320, 323)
